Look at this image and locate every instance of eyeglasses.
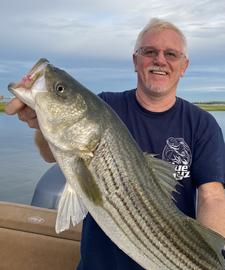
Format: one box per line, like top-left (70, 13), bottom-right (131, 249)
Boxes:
top-left (135, 46), bottom-right (185, 62)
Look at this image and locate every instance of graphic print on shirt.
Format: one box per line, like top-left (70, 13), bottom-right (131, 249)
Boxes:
top-left (162, 137), bottom-right (192, 180)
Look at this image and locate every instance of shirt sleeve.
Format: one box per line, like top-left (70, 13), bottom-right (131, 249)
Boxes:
top-left (191, 113), bottom-right (225, 187)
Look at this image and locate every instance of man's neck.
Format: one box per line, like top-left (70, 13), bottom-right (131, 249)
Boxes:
top-left (135, 89), bottom-right (176, 113)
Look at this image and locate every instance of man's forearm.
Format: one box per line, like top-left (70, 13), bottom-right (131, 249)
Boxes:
top-left (34, 130), bottom-right (56, 163)
top-left (197, 182), bottom-right (225, 238)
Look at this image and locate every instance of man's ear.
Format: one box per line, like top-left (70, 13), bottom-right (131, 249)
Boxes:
top-left (181, 58), bottom-right (189, 77)
top-left (133, 54), bottom-right (138, 72)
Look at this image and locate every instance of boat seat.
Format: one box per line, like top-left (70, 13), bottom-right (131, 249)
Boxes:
top-left (31, 164), bottom-right (66, 209)
top-left (0, 201), bottom-right (82, 270)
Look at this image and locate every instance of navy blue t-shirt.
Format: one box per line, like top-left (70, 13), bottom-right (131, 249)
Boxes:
top-left (77, 89), bottom-right (225, 270)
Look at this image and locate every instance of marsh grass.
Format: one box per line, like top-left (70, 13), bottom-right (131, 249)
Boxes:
top-left (0, 101), bottom-right (225, 113)
top-left (194, 103), bottom-right (225, 111)
top-left (0, 102), bottom-right (5, 112)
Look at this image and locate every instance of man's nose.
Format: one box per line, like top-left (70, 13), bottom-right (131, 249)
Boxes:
top-left (154, 51), bottom-right (167, 64)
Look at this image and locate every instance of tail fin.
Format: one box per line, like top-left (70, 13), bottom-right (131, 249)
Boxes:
top-left (55, 183), bottom-right (87, 233)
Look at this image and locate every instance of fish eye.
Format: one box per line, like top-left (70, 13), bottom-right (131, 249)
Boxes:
top-left (55, 83), bottom-right (65, 93)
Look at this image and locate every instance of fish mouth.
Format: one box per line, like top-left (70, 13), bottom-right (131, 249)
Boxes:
top-left (8, 58), bottom-right (50, 109)
top-left (8, 58), bottom-right (49, 93)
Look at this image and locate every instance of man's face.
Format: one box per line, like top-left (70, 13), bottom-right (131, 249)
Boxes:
top-left (133, 29), bottom-right (189, 97)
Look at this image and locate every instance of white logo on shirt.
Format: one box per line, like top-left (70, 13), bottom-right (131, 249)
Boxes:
top-left (162, 137), bottom-right (192, 180)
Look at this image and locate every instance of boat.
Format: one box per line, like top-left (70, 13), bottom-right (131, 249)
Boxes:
top-left (0, 165), bottom-right (81, 270)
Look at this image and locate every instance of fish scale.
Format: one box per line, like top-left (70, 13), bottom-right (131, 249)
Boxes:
top-left (8, 59), bottom-right (225, 270)
top-left (90, 127), bottom-right (222, 269)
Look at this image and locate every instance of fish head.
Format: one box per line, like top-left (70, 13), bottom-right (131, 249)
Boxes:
top-left (42, 63), bottom-right (91, 121)
top-left (8, 58), bottom-right (102, 153)
top-left (8, 59), bottom-right (90, 126)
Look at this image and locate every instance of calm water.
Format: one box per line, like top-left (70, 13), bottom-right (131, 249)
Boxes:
top-left (0, 111), bottom-right (224, 205)
top-left (0, 114), bottom-right (51, 204)
top-left (210, 111), bottom-right (225, 136)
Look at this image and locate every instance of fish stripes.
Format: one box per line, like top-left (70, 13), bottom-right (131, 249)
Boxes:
top-left (91, 128), bottom-right (222, 269)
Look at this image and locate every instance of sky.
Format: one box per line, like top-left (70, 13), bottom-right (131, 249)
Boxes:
top-left (1, 0), bottom-right (225, 101)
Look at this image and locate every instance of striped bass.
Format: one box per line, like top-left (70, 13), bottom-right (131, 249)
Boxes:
top-left (8, 58), bottom-right (225, 269)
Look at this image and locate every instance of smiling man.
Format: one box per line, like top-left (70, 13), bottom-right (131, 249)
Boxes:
top-left (5, 18), bottom-right (225, 270)
top-left (78, 18), bottom-right (225, 269)
top-left (133, 21), bottom-right (189, 111)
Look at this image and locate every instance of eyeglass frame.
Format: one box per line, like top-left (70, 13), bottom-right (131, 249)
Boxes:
top-left (135, 46), bottom-right (186, 62)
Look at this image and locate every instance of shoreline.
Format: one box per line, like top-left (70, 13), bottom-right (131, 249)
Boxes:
top-left (193, 102), bottom-right (225, 111)
top-left (1, 102), bottom-right (225, 112)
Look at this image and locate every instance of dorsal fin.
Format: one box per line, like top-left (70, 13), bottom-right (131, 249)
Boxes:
top-left (145, 153), bottom-right (225, 267)
top-left (144, 153), bottom-right (181, 199)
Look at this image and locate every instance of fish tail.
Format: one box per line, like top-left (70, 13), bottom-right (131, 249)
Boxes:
top-left (55, 183), bottom-right (88, 233)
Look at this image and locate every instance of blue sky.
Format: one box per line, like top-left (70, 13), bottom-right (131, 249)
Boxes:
top-left (1, 0), bottom-right (225, 101)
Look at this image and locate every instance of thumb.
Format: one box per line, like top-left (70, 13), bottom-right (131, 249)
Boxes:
top-left (4, 98), bottom-right (26, 115)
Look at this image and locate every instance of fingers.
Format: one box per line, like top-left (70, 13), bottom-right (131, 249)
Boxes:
top-left (5, 97), bottom-right (40, 129)
top-left (18, 106), bottom-right (36, 121)
top-left (18, 106), bottom-right (39, 129)
top-left (5, 98), bottom-right (25, 115)
top-left (27, 117), bottom-right (40, 129)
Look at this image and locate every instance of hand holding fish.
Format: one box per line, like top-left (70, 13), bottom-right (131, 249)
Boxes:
top-left (5, 97), bottom-right (39, 129)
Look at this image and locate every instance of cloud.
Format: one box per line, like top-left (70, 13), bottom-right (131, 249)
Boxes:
top-left (1, 0), bottom-right (224, 62)
top-left (0, 0), bottom-right (225, 98)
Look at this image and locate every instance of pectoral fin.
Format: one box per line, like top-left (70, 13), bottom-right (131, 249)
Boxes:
top-left (75, 158), bottom-right (103, 206)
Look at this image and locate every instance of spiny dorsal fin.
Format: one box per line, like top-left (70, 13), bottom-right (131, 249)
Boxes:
top-left (186, 217), bottom-right (225, 268)
top-left (144, 153), bottom-right (181, 199)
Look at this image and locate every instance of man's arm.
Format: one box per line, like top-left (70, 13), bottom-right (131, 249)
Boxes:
top-left (197, 181), bottom-right (225, 237)
top-left (5, 98), bottom-right (55, 162)
top-left (34, 130), bottom-right (56, 162)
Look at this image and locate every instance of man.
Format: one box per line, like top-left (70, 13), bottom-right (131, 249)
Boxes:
top-left (5, 18), bottom-right (225, 269)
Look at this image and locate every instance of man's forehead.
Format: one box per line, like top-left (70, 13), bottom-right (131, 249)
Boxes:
top-left (141, 29), bottom-right (184, 49)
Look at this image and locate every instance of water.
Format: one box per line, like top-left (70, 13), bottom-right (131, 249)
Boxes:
top-left (0, 111), bottom-right (224, 205)
top-left (210, 111), bottom-right (225, 136)
top-left (0, 114), bottom-right (51, 204)
top-left (178, 90), bottom-right (225, 103)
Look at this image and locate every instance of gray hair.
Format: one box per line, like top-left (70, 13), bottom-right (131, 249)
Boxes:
top-left (134, 18), bottom-right (188, 58)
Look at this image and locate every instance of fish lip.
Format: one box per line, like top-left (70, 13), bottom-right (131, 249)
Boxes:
top-left (7, 59), bottom-right (50, 109)
top-left (29, 58), bottom-right (49, 75)
top-left (8, 58), bottom-right (49, 92)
